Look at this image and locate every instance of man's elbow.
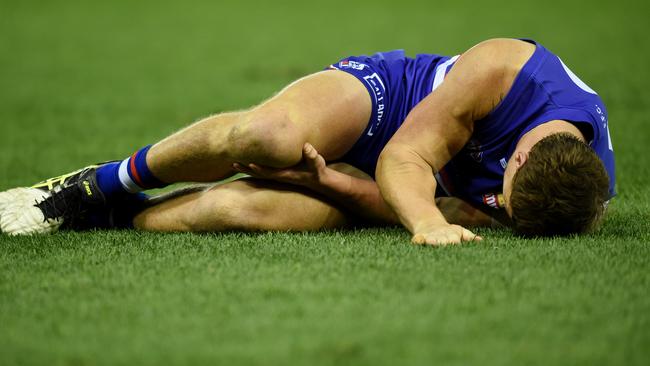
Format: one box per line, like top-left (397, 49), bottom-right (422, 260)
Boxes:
top-left (377, 143), bottom-right (431, 178)
top-left (376, 144), bottom-right (403, 180)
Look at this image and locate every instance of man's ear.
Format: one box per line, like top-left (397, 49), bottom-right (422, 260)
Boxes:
top-left (514, 151), bottom-right (529, 168)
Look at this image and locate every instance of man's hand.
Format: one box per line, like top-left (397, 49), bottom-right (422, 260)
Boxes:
top-left (234, 143), bottom-right (399, 224)
top-left (411, 222), bottom-right (483, 246)
top-left (233, 143), bottom-right (328, 189)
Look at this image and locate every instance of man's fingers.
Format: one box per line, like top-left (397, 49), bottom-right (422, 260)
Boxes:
top-left (233, 163), bottom-right (266, 175)
top-left (448, 233), bottom-right (462, 245)
top-left (461, 227), bottom-right (483, 242)
top-left (303, 143), bottom-right (317, 157)
top-left (426, 236), bottom-right (443, 246)
top-left (250, 164), bottom-right (285, 175)
top-left (232, 163), bottom-right (281, 179)
top-left (303, 143), bottom-right (321, 168)
top-left (413, 232), bottom-right (450, 246)
top-left (411, 234), bottom-right (426, 245)
top-left (247, 164), bottom-right (268, 176)
top-left (411, 226), bottom-right (482, 247)
top-left (233, 163), bottom-right (252, 174)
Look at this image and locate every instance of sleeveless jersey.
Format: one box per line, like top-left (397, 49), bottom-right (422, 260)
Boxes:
top-left (328, 40), bottom-right (616, 210)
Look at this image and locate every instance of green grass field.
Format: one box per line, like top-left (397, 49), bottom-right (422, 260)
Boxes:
top-left (1, 0), bottom-right (649, 365)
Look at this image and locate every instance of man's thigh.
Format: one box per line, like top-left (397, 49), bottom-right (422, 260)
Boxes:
top-left (246, 70), bottom-right (372, 161)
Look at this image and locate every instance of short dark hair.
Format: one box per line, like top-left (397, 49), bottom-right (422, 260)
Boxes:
top-left (510, 133), bottom-right (610, 237)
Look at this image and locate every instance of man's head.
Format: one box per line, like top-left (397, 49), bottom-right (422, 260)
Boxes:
top-left (502, 132), bottom-right (610, 237)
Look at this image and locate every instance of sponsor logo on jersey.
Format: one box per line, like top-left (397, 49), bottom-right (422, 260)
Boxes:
top-left (464, 139), bottom-right (483, 163)
top-left (595, 104), bottom-right (613, 151)
top-left (482, 193), bottom-right (504, 209)
top-left (339, 60), bottom-right (366, 70)
top-left (499, 158), bottom-right (508, 170)
top-left (362, 73), bottom-right (386, 136)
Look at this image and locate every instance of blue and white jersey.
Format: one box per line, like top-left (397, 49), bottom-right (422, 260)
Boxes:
top-left (328, 50), bottom-right (458, 176)
top-left (435, 41), bottom-right (615, 208)
top-left (328, 40), bottom-right (616, 210)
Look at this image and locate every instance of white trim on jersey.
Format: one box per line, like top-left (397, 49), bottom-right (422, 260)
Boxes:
top-left (118, 158), bottom-right (141, 193)
top-left (558, 57), bottom-right (598, 95)
top-left (431, 55), bottom-right (460, 92)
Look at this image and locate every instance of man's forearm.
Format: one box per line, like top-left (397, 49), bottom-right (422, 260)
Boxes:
top-left (376, 144), bottom-right (449, 233)
top-left (310, 170), bottom-right (499, 228)
top-left (309, 168), bottom-right (398, 225)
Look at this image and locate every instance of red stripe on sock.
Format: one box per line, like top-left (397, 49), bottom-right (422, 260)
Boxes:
top-left (129, 153), bottom-right (144, 187)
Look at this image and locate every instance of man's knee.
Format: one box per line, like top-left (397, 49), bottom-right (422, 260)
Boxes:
top-left (226, 107), bottom-right (307, 167)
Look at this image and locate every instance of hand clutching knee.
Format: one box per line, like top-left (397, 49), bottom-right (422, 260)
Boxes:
top-left (232, 143), bottom-right (330, 190)
top-left (234, 143), bottom-right (399, 225)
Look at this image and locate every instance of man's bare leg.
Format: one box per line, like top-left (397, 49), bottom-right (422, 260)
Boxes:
top-left (134, 179), bottom-right (351, 232)
top-left (134, 162), bottom-right (375, 232)
top-left (132, 160), bottom-right (499, 233)
top-left (146, 70), bottom-right (371, 183)
top-left (0, 70), bottom-right (373, 236)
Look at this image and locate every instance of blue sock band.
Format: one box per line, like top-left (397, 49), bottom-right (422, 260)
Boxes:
top-left (128, 145), bottom-right (165, 189)
top-left (95, 145), bottom-right (166, 198)
top-left (96, 162), bottom-right (123, 197)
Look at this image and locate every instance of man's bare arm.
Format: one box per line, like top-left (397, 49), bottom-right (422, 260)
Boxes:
top-left (376, 39), bottom-right (534, 245)
top-left (234, 143), bottom-right (502, 227)
top-left (234, 143), bottom-right (398, 224)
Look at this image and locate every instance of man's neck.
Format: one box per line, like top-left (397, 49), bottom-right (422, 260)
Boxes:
top-left (516, 120), bottom-right (586, 152)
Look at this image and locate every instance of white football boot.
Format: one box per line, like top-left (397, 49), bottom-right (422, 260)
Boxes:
top-left (0, 188), bottom-right (63, 235)
top-left (0, 164), bottom-right (107, 235)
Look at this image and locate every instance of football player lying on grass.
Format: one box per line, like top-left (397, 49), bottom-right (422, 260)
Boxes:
top-left (0, 38), bottom-right (615, 244)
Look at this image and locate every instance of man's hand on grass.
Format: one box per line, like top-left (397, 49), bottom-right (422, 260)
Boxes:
top-left (411, 222), bottom-right (483, 246)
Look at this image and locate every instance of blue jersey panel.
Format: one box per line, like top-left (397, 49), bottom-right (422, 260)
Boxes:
top-left (327, 50), bottom-right (457, 176)
top-left (438, 40), bottom-right (616, 208)
top-left (327, 40), bottom-right (615, 210)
